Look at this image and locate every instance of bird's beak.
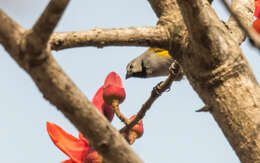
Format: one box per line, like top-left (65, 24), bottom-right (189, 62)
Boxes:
top-left (125, 72), bottom-right (132, 79)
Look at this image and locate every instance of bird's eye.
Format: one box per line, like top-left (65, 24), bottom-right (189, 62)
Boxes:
top-left (129, 64), bottom-right (133, 69)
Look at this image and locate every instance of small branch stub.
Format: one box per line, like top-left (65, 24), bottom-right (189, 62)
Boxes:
top-left (196, 105), bottom-right (211, 112)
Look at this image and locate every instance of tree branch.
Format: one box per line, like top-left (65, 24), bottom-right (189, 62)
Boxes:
top-left (25, 0), bottom-right (70, 55)
top-left (0, 2), bottom-right (143, 163)
top-left (148, 0), bottom-right (178, 20)
top-left (26, 54), bottom-right (142, 163)
top-left (2, 0), bottom-right (259, 162)
top-left (223, 0), bottom-right (260, 48)
top-left (120, 61), bottom-right (182, 134)
top-left (50, 26), bottom-right (169, 51)
top-left (0, 9), bottom-right (25, 54)
top-left (49, 0), bottom-right (189, 56)
top-left (226, 0), bottom-right (254, 44)
top-left (177, 0), bottom-right (260, 162)
top-left (147, 0), bottom-right (189, 62)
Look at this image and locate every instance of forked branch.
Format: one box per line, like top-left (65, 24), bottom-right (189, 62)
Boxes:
top-left (25, 0), bottom-right (70, 55)
top-left (0, 0), bottom-right (144, 163)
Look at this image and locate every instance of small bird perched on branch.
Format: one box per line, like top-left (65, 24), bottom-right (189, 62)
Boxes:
top-left (126, 48), bottom-right (184, 80)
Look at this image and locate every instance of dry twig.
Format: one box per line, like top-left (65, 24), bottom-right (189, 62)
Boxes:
top-left (120, 61), bottom-right (182, 134)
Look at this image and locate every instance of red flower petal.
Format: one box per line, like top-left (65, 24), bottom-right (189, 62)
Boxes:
top-left (129, 115), bottom-right (144, 138)
top-left (46, 122), bottom-right (89, 163)
top-left (253, 18), bottom-right (260, 34)
top-left (61, 159), bottom-right (76, 163)
top-left (92, 86), bottom-right (105, 114)
top-left (103, 72), bottom-right (126, 105)
top-left (84, 149), bottom-right (103, 163)
top-left (102, 103), bottom-right (114, 122)
top-left (255, 0), bottom-right (260, 18)
top-left (78, 133), bottom-right (88, 144)
top-left (92, 85), bottom-right (114, 122)
top-left (104, 72), bottom-right (123, 88)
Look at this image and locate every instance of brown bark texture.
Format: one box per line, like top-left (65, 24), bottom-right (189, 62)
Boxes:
top-left (0, 0), bottom-right (259, 162)
top-left (0, 1), bottom-right (142, 163)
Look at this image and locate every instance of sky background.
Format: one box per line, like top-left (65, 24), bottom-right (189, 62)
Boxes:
top-left (0, 1), bottom-right (259, 163)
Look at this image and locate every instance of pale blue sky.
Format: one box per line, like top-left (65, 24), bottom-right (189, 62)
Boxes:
top-left (0, 1), bottom-right (259, 163)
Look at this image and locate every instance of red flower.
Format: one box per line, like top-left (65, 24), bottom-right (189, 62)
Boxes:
top-left (126, 115), bottom-right (144, 145)
top-left (129, 115), bottom-right (144, 138)
top-left (84, 149), bottom-right (103, 163)
top-left (46, 122), bottom-right (102, 163)
top-left (102, 103), bottom-right (114, 122)
top-left (255, 0), bottom-right (260, 18)
top-left (92, 86), bottom-right (105, 114)
top-left (92, 86), bottom-right (114, 122)
top-left (103, 72), bottom-right (126, 105)
top-left (254, 19), bottom-right (260, 34)
top-left (47, 122), bottom-right (89, 163)
top-left (46, 72), bottom-right (130, 163)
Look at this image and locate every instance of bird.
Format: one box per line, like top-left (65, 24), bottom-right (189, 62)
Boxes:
top-left (125, 48), bottom-right (183, 80)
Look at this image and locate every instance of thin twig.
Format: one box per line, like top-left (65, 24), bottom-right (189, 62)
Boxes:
top-left (222, 0), bottom-right (260, 49)
top-left (120, 61), bottom-right (182, 134)
top-left (112, 100), bottom-right (130, 125)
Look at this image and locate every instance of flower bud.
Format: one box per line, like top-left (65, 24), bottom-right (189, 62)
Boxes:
top-left (129, 115), bottom-right (144, 138)
top-left (84, 149), bottom-right (103, 163)
top-left (103, 72), bottom-right (126, 105)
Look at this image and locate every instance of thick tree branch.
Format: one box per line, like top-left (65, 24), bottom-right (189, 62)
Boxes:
top-left (147, 0), bottom-right (189, 62)
top-left (50, 26), bottom-right (169, 51)
top-left (148, 0), bottom-right (179, 21)
top-left (25, 0), bottom-right (70, 55)
top-left (223, 0), bottom-right (260, 48)
top-left (1, 0), bottom-right (259, 162)
top-left (26, 54), bottom-right (142, 163)
top-left (0, 2), bottom-right (143, 163)
top-left (49, 0), bottom-right (188, 54)
top-left (0, 10), bottom-right (25, 54)
top-left (177, 0), bottom-right (260, 162)
top-left (226, 0), bottom-right (254, 44)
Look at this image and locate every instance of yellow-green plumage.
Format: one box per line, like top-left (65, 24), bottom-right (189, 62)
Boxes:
top-left (126, 48), bottom-right (183, 80)
top-left (148, 48), bottom-right (171, 59)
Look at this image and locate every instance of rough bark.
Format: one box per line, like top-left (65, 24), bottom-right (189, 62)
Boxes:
top-left (0, 1), bottom-right (143, 163)
top-left (50, 26), bottom-right (169, 51)
top-left (0, 0), bottom-right (260, 162)
top-left (226, 0), bottom-right (253, 44)
top-left (149, 0), bottom-right (260, 162)
top-left (176, 0), bottom-right (260, 162)
top-left (224, 0), bottom-right (260, 47)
